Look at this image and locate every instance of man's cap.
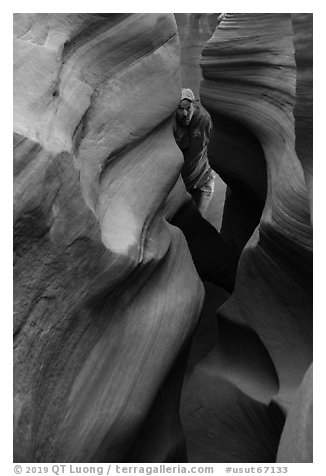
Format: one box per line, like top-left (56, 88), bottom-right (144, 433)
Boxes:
top-left (181, 88), bottom-right (195, 103)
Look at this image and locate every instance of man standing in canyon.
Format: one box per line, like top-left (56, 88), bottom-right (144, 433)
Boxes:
top-left (173, 88), bottom-right (216, 217)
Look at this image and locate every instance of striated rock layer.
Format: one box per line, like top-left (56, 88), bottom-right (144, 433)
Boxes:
top-left (181, 13), bottom-right (313, 462)
top-left (14, 12), bottom-right (313, 463)
top-left (277, 363), bottom-right (313, 462)
top-left (14, 13), bottom-right (205, 462)
top-left (292, 14), bottom-right (313, 218)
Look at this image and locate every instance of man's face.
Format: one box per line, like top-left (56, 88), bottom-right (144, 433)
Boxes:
top-left (176, 99), bottom-right (195, 126)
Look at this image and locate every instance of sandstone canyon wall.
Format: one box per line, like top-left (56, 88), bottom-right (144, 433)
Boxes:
top-left (14, 13), bottom-right (205, 462)
top-left (181, 13), bottom-right (313, 463)
top-left (14, 12), bottom-right (313, 464)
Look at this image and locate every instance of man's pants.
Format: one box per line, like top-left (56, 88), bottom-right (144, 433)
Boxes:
top-left (189, 173), bottom-right (216, 218)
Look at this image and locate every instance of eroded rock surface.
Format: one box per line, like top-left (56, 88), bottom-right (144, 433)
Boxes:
top-left (14, 12), bottom-right (313, 464)
top-left (14, 13), bottom-right (205, 462)
top-left (277, 363), bottom-right (313, 463)
top-left (181, 13), bottom-right (313, 462)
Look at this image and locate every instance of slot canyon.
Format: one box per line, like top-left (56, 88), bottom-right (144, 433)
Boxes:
top-left (13, 13), bottom-right (313, 463)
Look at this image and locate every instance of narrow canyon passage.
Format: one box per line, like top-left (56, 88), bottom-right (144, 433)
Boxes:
top-left (13, 13), bottom-right (312, 463)
top-left (178, 13), bottom-right (312, 463)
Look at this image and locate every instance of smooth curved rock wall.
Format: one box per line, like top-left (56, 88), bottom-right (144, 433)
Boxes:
top-left (14, 12), bottom-right (313, 464)
top-left (181, 13), bottom-right (313, 462)
top-left (292, 14), bottom-right (313, 218)
top-left (14, 13), bottom-right (204, 462)
top-left (277, 363), bottom-right (313, 462)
